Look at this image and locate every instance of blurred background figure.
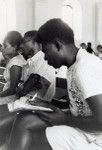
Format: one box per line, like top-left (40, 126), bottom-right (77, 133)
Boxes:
top-left (20, 30), bottom-right (56, 102)
top-left (0, 31), bottom-right (26, 105)
top-left (96, 44), bottom-right (102, 59)
top-left (80, 42), bottom-right (87, 50)
top-left (86, 42), bottom-right (93, 54)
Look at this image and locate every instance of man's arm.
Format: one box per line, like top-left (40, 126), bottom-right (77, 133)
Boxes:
top-left (36, 94), bottom-right (102, 132)
top-left (68, 94), bottom-right (102, 132)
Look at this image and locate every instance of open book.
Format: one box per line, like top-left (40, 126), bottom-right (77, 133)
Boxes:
top-left (10, 97), bottom-right (53, 112)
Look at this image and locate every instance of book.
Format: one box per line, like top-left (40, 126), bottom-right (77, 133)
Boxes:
top-left (10, 97), bottom-right (53, 112)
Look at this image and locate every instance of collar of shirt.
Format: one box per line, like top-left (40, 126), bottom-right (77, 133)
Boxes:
top-left (68, 48), bottom-right (87, 69)
top-left (76, 48), bottom-right (87, 61)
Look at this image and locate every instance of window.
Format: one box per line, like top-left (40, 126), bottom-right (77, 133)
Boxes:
top-left (0, 0), bottom-right (16, 43)
top-left (62, 5), bottom-right (73, 28)
top-left (61, 0), bottom-right (82, 40)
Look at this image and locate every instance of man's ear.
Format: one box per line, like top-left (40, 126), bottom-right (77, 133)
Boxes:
top-left (53, 40), bottom-right (62, 51)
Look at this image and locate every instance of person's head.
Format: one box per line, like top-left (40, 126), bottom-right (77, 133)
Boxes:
top-left (2, 31), bottom-right (22, 58)
top-left (21, 30), bottom-right (40, 60)
top-left (96, 45), bottom-right (102, 59)
top-left (80, 43), bottom-right (87, 49)
top-left (36, 18), bottom-right (77, 68)
top-left (96, 45), bottom-right (102, 53)
top-left (87, 42), bottom-right (92, 48)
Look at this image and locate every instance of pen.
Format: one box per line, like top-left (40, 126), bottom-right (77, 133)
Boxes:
top-left (30, 93), bottom-right (37, 101)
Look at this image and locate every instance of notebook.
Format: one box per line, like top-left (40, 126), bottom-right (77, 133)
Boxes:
top-left (10, 97), bottom-right (53, 112)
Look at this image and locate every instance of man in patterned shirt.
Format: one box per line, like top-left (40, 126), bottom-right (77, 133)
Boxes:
top-left (35, 18), bottom-right (102, 150)
top-left (8, 19), bottom-right (102, 150)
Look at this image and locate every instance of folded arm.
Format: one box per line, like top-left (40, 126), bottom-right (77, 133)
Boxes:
top-left (36, 94), bottom-right (102, 132)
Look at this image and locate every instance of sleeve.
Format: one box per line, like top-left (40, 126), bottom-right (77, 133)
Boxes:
top-left (9, 56), bottom-right (25, 69)
top-left (77, 62), bottom-right (102, 99)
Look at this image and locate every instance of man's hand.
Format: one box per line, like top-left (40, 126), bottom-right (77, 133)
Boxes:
top-left (35, 108), bottom-right (69, 126)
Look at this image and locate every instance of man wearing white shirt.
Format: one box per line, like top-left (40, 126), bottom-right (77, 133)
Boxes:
top-left (8, 19), bottom-right (102, 150)
top-left (34, 19), bottom-right (102, 150)
top-left (21, 31), bottom-right (56, 102)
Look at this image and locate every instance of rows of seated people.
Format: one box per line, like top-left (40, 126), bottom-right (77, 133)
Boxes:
top-left (80, 42), bottom-right (102, 60)
top-left (0, 30), bottom-right (69, 149)
top-left (0, 30), bottom-right (69, 117)
top-left (1, 19), bottom-right (102, 150)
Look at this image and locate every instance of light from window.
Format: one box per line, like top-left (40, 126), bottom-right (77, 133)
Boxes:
top-left (61, 0), bottom-right (82, 40)
top-left (0, 0), bottom-right (16, 43)
top-left (62, 5), bottom-right (73, 28)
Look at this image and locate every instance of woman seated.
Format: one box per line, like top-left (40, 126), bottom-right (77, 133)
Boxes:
top-left (96, 45), bottom-right (102, 59)
top-left (0, 31), bottom-right (27, 148)
top-left (0, 31), bottom-right (26, 105)
top-left (0, 30), bottom-right (55, 149)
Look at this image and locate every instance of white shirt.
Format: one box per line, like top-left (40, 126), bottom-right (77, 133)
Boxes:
top-left (22, 51), bottom-right (56, 101)
top-left (0, 54), bottom-right (26, 107)
top-left (67, 48), bottom-right (102, 116)
top-left (4, 54), bottom-right (26, 90)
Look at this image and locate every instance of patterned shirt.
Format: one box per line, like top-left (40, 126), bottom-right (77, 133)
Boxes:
top-left (67, 48), bottom-right (102, 116)
top-left (22, 51), bottom-right (56, 101)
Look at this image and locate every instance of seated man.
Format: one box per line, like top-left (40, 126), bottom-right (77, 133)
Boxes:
top-left (0, 30), bottom-right (55, 148)
top-left (20, 30), bottom-right (56, 102)
top-left (35, 18), bottom-right (102, 150)
top-left (96, 45), bottom-right (102, 59)
top-left (8, 19), bottom-right (102, 150)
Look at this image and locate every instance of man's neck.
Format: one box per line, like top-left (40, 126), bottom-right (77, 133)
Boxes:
top-left (65, 45), bottom-right (79, 67)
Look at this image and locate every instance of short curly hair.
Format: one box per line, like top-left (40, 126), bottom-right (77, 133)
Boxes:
top-left (35, 18), bottom-right (74, 45)
top-left (24, 30), bottom-right (37, 40)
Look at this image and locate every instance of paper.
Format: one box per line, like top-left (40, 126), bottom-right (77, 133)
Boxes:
top-left (11, 97), bottom-right (53, 112)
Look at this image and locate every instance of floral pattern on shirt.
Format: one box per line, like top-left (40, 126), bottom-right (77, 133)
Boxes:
top-left (67, 65), bottom-right (92, 117)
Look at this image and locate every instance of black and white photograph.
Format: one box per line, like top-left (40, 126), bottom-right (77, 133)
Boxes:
top-left (0, 0), bottom-right (102, 149)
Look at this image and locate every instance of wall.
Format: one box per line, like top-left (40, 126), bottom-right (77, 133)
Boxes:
top-left (77, 0), bottom-right (95, 47)
top-left (34, 0), bottom-right (62, 29)
top-left (33, 0), bottom-right (102, 49)
top-left (95, 1), bottom-right (102, 45)
top-left (14, 0), bottom-right (102, 48)
top-left (0, 0), bottom-right (16, 43)
top-left (33, 0), bottom-right (95, 47)
top-left (34, 0), bottom-right (48, 29)
top-left (78, 0), bottom-right (102, 48)
top-left (15, 0), bottom-right (35, 35)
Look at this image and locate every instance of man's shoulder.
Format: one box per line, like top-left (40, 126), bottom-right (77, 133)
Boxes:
top-left (77, 50), bottom-right (102, 69)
